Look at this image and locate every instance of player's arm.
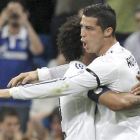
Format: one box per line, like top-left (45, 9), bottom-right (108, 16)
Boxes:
top-left (99, 90), bottom-right (140, 111)
top-left (88, 87), bottom-right (140, 111)
top-left (0, 67), bottom-right (99, 99)
top-left (7, 64), bottom-right (69, 87)
top-left (2, 60), bottom-right (119, 99)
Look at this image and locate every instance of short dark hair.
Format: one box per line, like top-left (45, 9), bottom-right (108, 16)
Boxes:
top-left (83, 3), bottom-right (116, 36)
top-left (57, 15), bottom-right (84, 62)
top-left (134, 5), bottom-right (140, 14)
top-left (0, 107), bottom-right (19, 123)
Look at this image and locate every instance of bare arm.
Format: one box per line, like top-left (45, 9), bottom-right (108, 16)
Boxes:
top-left (99, 91), bottom-right (140, 111)
top-left (0, 89), bottom-right (11, 98)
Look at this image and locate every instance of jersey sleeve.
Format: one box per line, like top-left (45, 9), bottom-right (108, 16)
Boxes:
top-left (37, 64), bottom-right (69, 81)
top-left (9, 58), bottom-right (118, 100)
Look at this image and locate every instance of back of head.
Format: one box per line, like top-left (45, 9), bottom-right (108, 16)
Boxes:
top-left (57, 15), bottom-right (84, 62)
top-left (83, 3), bottom-right (116, 36)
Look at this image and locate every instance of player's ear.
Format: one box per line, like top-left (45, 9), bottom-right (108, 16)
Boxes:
top-left (104, 27), bottom-right (113, 37)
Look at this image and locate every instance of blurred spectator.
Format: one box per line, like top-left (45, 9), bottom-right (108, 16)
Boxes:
top-left (0, 107), bottom-right (22, 140)
top-left (26, 119), bottom-right (49, 140)
top-left (47, 108), bottom-right (64, 140)
top-left (106, 0), bottom-right (140, 45)
top-left (124, 5), bottom-right (140, 68)
top-left (25, 108), bottom-right (63, 140)
top-left (0, 0), bottom-right (43, 133)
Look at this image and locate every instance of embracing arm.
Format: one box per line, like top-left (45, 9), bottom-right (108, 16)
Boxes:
top-left (100, 74), bottom-right (140, 111)
top-left (5, 60), bottom-right (120, 99)
top-left (1, 68), bottom-right (98, 99)
top-left (98, 91), bottom-right (140, 111)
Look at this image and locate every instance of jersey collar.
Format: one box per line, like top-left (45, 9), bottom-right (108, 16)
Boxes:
top-left (70, 61), bottom-right (86, 66)
top-left (1, 25), bottom-right (28, 40)
top-left (102, 42), bottom-right (123, 56)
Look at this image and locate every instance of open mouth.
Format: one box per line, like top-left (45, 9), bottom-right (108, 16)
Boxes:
top-left (82, 42), bottom-right (88, 49)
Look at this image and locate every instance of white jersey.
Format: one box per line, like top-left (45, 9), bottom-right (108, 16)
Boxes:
top-left (28, 61), bottom-right (96, 140)
top-left (37, 64), bottom-right (69, 81)
top-left (94, 43), bottom-right (140, 140)
top-left (10, 42), bottom-right (140, 140)
top-left (60, 61), bottom-right (96, 140)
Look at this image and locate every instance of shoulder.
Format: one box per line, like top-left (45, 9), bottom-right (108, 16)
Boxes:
top-left (69, 61), bottom-right (85, 70)
top-left (87, 55), bottom-right (118, 76)
top-left (65, 61), bottom-right (85, 75)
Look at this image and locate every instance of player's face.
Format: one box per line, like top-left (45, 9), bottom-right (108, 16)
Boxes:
top-left (135, 12), bottom-right (140, 30)
top-left (80, 15), bottom-right (104, 55)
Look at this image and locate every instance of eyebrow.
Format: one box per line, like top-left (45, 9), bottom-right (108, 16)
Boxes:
top-left (80, 22), bottom-right (95, 30)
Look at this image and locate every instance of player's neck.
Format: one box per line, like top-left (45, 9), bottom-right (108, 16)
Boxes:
top-left (82, 52), bottom-right (97, 65)
top-left (98, 37), bottom-right (117, 56)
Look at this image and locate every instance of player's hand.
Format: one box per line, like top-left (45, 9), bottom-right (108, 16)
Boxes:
top-left (136, 74), bottom-right (140, 81)
top-left (7, 71), bottom-right (38, 87)
top-left (131, 74), bottom-right (140, 95)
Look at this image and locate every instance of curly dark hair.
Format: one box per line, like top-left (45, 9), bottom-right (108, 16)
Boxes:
top-left (83, 4), bottom-right (116, 36)
top-left (57, 15), bottom-right (84, 62)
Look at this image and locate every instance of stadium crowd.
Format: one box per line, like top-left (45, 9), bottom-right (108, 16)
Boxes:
top-left (0, 0), bottom-right (140, 140)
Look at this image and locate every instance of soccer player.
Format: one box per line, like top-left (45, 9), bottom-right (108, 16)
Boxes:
top-left (1, 4), bottom-right (140, 140)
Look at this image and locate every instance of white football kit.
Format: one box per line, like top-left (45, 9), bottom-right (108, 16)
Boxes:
top-left (22, 61), bottom-right (97, 140)
top-left (60, 61), bottom-right (96, 140)
top-left (10, 42), bottom-right (140, 140)
top-left (37, 62), bottom-right (96, 140)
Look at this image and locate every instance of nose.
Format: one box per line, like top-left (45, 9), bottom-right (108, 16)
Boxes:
top-left (80, 27), bottom-right (86, 38)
